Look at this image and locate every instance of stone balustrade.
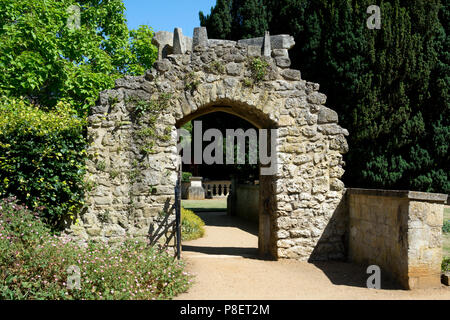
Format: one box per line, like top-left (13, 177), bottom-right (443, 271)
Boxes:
top-left (203, 180), bottom-right (232, 198)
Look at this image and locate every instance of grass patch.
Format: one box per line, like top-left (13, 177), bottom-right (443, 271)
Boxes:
top-left (0, 197), bottom-right (192, 300)
top-left (181, 208), bottom-right (205, 241)
top-left (181, 199), bottom-right (227, 212)
top-left (443, 257), bottom-right (450, 273)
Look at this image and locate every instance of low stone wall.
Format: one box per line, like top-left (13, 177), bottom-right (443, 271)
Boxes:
top-left (347, 188), bottom-right (447, 289)
top-left (233, 184), bottom-right (259, 223)
top-left (203, 180), bottom-right (231, 199)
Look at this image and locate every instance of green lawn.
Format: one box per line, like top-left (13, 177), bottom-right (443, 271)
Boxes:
top-left (182, 199), bottom-right (227, 212)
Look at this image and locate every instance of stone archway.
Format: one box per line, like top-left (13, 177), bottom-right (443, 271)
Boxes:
top-left (68, 27), bottom-right (349, 261)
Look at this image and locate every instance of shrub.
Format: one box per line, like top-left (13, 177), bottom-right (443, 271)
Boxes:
top-left (182, 172), bottom-right (192, 183)
top-left (0, 198), bottom-right (192, 300)
top-left (443, 220), bottom-right (450, 233)
top-left (181, 208), bottom-right (205, 241)
top-left (442, 257), bottom-right (450, 273)
top-left (0, 97), bottom-right (86, 229)
top-left (249, 57), bottom-right (269, 83)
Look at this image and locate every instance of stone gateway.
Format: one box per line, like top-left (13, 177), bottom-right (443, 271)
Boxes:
top-left (67, 27), bottom-right (349, 261)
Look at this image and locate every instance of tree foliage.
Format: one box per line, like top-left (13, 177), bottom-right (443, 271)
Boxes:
top-left (0, 0), bottom-right (158, 116)
top-left (201, 0), bottom-right (449, 193)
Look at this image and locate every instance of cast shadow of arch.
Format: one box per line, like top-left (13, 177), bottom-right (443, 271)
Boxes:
top-left (181, 210), bottom-right (261, 259)
top-left (308, 196), bottom-right (403, 290)
top-left (194, 211), bottom-right (258, 236)
top-left (181, 245), bottom-right (259, 258)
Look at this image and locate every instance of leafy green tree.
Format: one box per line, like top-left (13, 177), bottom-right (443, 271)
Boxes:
top-left (0, 0), bottom-right (158, 116)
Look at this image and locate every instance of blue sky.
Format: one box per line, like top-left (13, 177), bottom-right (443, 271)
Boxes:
top-left (123, 0), bottom-right (216, 37)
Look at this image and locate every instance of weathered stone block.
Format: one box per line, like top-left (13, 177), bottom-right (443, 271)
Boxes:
top-left (281, 69), bottom-right (301, 81)
top-left (275, 57), bottom-right (291, 68)
top-left (154, 60), bottom-right (171, 72)
top-left (317, 107), bottom-right (338, 124)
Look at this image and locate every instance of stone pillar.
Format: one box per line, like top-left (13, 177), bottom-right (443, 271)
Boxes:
top-left (173, 28), bottom-right (185, 54)
top-left (193, 27), bottom-right (208, 47)
top-left (188, 177), bottom-right (205, 200)
top-left (263, 31), bottom-right (271, 57)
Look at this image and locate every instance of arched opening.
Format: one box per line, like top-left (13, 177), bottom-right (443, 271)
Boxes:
top-left (176, 106), bottom-right (278, 259)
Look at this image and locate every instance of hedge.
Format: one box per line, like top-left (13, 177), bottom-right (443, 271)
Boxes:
top-left (181, 208), bottom-right (205, 241)
top-left (0, 97), bottom-right (86, 230)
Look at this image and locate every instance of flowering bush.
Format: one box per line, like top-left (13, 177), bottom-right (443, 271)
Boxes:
top-left (0, 198), bottom-right (192, 300)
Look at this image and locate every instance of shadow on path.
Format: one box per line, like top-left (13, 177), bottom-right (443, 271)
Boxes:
top-left (182, 245), bottom-right (258, 258)
top-left (181, 211), bottom-right (259, 259)
top-left (182, 211), bottom-right (405, 290)
top-left (311, 262), bottom-right (403, 290)
top-left (192, 211), bottom-right (258, 236)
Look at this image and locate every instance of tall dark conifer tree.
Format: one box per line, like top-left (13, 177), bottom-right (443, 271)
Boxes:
top-left (200, 0), bottom-right (449, 193)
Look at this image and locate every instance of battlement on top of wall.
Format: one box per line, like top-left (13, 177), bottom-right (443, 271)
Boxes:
top-left (152, 27), bottom-right (295, 68)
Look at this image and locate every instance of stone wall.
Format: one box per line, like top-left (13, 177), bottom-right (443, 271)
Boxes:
top-left (347, 188), bottom-right (447, 289)
top-left (65, 27), bottom-right (349, 261)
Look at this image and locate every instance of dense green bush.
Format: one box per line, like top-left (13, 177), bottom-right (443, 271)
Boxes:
top-left (443, 220), bottom-right (450, 233)
top-left (181, 208), bottom-right (205, 241)
top-left (0, 197), bottom-right (192, 300)
top-left (0, 97), bottom-right (86, 229)
top-left (442, 257), bottom-right (450, 272)
top-left (182, 172), bottom-right (193, 183)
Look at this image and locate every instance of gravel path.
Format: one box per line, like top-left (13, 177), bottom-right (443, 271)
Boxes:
top-left (175, 211), bottom-right (450, 300)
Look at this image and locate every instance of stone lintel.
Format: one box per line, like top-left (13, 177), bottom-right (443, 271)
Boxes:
top-left (238, 34), bottom-right (295, 50)
top-left (208, 39), bottom-right (238, 46)
top-left (346, 188), bottom-right (448, 203)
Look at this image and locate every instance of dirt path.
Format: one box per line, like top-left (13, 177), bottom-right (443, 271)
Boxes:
top-left (175, 211), bottom-right (450, 300)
